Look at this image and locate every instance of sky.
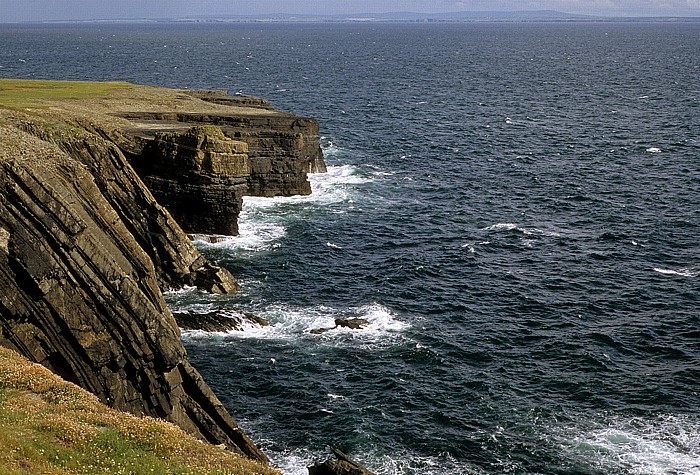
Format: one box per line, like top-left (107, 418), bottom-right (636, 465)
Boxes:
top-left (1, 0), bottom-right (699, 22)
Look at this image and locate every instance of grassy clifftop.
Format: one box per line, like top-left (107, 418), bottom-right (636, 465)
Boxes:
top-left (0, 346), bottom-right (281, 475)
top-left (0, 78), bottom-right (275, 114)
top-left (0, 79), bottom-right (133, 109)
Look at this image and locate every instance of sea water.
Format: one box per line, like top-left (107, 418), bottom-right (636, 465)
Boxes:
top-left (1, 21), bottom-right (699, 474)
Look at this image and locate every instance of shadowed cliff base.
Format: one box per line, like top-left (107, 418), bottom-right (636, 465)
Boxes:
top-left (0, 79), bottom-right (326, 466)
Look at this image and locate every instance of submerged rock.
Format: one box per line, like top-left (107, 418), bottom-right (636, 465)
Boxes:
top-left (309, 317), bottom-right (370, 335)
top-left (335, 318), bottom-right (369, 330)
top-left (174, 307), bottom-right (269, 332)
top-left (308, 448), bottom-right (376, 475)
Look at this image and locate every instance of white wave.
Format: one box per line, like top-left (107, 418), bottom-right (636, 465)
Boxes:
top-left (269, 447), bottom-right (318, 475)
top-left (646, 147), bottom-right (662, 153)
top-left (562, 414), bottom-right (700, 475)
top-left (211, 303), bottom-right (409, 346)
top-left (163, 286), bottom-right (223, 313)
top-left (483, 222), bottom-right (560, 237)
top-left (270, 446), bottom-right (479, 475)
top-left (462, 244), bottom-right (476, 253)
top-left (484, 222), bottom-right (518, 231)
top-left (321, 138), bottom-right (340, 157)
top-left (164, 285), bottom-right (199, 296)
top-left (314, 164), bottom-right (372, 187)
top-left (242, 165), bottom-right (370, 211)
top-left (653, 267), bottom-right (697, 277)
top-left (193, 218), bottom-right (286, 253)
top-left (193, 164), bottom-right (375, 253)
top-left (325, 242), bottom-right (342, 249)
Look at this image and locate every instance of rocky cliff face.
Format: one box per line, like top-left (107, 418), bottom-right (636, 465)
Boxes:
top-left (0, 80), bottom-right (328, 465)
top-left (135, 126), bottom-right (249, 236)
top-left (0, 80), bottom-right (327, 464)
top-left (0, 115), bottom-right (266, 462)
top-left (115, 89), bottom-right (326, 236)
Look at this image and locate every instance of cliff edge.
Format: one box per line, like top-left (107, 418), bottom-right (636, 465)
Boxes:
top-left (0, 79), bottom-right (326, 465)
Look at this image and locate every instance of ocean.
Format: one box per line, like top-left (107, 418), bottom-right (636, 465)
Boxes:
top-left (1, 21), bottom-right (699, 474)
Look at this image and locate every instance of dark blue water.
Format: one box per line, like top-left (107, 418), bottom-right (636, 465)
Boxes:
top-left (2, 22), bottom-right (700, 474)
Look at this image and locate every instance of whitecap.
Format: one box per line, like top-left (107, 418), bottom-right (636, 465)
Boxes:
top-left (561, 414), bottom-right (700, 475)
top-left (268, 448), bottom-right (318, 475)
top-left (193, 218), bottom-right (286, 253)
top-left (321, 140), bottom-right (339, 156)
top-left (484, 222), bottom-right (518, 231)
top-left (653, 267), bottom-right (697, 277)
top-left (483, 223), bottom-right (561, 238)
top-left (325, 242), bottom-right (342, 249)
top-left (269, 445), bottom-right (478, 475)
top-left (192, 165), bottom-right (376, 256)
top-left (214, 302), bottom-right (410, 346)
top-left (646, 147), bottom-right (662, 153)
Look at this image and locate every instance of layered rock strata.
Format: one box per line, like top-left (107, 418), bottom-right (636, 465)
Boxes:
top-left (136, 126), bottom-right (249, 236)
top-left (118, 89), bottom-right (326, 236)
top-left (121, 107), bottom-right (327, 198)
top-left (0, 80), bottom-right (327, 465)
top-left (0, 116), bottom-right (265, 462)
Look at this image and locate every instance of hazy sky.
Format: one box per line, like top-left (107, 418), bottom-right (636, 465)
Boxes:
top-left (1, 0), bottom-right (699, 22)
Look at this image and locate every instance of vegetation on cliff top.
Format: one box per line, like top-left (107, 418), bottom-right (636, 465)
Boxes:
top-left (0, 79), bottom-right (134, 109)
top-left (0, 346), bottom-right (281, 475)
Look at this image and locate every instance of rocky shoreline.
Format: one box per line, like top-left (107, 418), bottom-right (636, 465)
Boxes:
top-left (0, 79), bottom-right (330, 468)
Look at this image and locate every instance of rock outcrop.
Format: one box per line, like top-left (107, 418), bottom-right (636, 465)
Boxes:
top-left (308, 448), bottom-right (376, 475)
top-left (175, 307), bottom-right (269, 333)
top-left (119, 89), bottom-right (326, 235)
top-left (0, 79), bottom-right (327, 465)
top-left (136, 126), bottom-right (249, 236)
top-left (309, 318), bottom-right (370, 335)
top-left (0, 116), bottom-right (266, 462)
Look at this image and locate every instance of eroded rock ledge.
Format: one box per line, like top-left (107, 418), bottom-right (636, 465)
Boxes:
top-left (0, 79), bottom-right (327, 465)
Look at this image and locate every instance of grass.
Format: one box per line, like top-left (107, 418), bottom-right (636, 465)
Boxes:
top-left (0, 346), bottom-right (281, 475)
top-left (0, 79), bottom-right (133, 109)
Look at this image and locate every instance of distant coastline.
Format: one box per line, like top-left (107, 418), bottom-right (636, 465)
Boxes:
top-left (3, 10), bottom-right (700, 25)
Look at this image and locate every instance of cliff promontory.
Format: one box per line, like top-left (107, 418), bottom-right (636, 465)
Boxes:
top-left (0, 79), bottom-right (326, 465)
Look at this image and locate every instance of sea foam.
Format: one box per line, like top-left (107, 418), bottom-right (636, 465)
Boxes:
top-left (185, 302), bottom-right (410, 347)
top-left (560, 414), bottom-right (700, 475)
top-left (192, 165), bottom-right (369, 253)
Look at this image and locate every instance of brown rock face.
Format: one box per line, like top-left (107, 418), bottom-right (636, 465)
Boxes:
top-left (135, 126), bottom-right (249, 236)
top-left (0, 80), bottom-right (328, 467)
top-left (120, 94), bottom-right (327, 226)
top-left (0, 116), bottom-right (264, 462)
top-left (308, 448), bottom-right (376, 475)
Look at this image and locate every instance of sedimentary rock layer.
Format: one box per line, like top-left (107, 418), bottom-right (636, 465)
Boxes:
top-left (0, 80), bottom-right (327, 464)
top-left (136, 126), bottom-right (250, 236)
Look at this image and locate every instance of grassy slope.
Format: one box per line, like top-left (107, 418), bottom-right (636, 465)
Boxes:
top-left (0, 79), bottom-right (134, 109)
top-left (0, 78), bottom-right (275, 115)
top-left (0, 346), bottom-right (281, 475)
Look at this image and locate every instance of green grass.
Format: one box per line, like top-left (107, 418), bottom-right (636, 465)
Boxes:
top-left (0, 346), bottom-right (280, 475)
top-left (0, 79), bottom-right (133, 109)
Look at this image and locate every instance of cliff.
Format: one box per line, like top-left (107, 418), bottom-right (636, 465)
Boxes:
top-left (0, 79), bottom-right (326, 465)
